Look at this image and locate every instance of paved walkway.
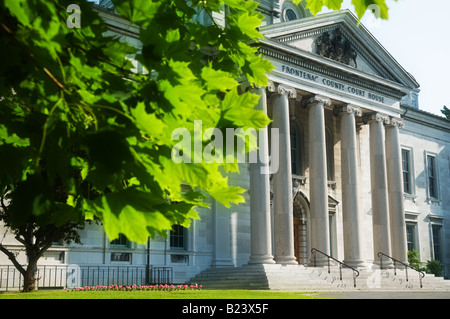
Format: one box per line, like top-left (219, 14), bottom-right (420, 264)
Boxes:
top-left (310, 290), bottom-right (450, 299)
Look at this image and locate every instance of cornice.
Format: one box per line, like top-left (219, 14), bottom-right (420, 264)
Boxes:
top-left (401, 106), bottom-right (450, 133)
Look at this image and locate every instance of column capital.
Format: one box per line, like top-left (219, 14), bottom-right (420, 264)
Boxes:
top-left (303, 95), bottom-right (331, 108)
top-left (387, 117), bottom-right (404, 128)
top-left (267, 80), bottom-right (276, 92)
top-left (277, 84), bottom-right (297, 98)
top-left (267, 81), bottom-right (297, 98)
top-left (333, 104), bottom-right (362, 117)
top-left (362, 112), bottom-right (390, 125)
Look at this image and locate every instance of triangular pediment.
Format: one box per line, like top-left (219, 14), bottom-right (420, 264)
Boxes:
top-left (259, 10), bottom-right (419, 90)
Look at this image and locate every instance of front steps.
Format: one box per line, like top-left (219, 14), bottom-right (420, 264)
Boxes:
top-left (189, 264), bottom-right (450, 291)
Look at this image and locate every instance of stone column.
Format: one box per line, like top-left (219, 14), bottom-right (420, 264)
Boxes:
top-left (248, 87), bottom-right (275, 264)
top-left (365, 113), bottom-right (393, 267)
top-left (212, 201), bottom-right (234, 267)
top-left (270, 84), bottom-right (297, 265)
top-left (335, 105), bottom-right (366, 268)
top-left (386, 117), bottom-right (408, 264)
top-left (307, 95), bottom-right (331, 266)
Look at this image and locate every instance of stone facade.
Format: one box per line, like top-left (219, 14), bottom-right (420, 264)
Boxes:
top-left (1, 1), bottom-right (449, 286)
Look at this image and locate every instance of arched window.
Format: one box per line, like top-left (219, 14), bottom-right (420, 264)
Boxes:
top-left (281, 1), bottom-right (312, 22)
top-left (285, 8), bottom-right (298, 21)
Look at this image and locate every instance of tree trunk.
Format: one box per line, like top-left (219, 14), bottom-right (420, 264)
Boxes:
top-left (23, 259), bottom-right (38, 292)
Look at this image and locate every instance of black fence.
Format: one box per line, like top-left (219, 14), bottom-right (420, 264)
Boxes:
top-left (79, 266), bottom-right (173, 287)
top-left (0, 265), bottom-right (173, 291)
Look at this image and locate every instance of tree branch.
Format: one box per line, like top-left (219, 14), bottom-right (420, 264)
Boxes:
top-left (0, 243), bottom-right (26, 276)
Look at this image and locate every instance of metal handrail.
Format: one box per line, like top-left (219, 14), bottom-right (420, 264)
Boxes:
top-left (377, 252), bottom-right (425, 288)
top-left (311, 248), bottom-right (360, 288)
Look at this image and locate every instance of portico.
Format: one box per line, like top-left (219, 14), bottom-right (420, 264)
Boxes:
top-left (248, 10), bottom-right (419, 269)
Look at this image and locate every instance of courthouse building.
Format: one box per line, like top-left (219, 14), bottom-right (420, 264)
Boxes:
top-left (1, 1), bottom-right (449, 287)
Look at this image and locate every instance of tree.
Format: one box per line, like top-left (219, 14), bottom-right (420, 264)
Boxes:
top-left (0, 0), bottom-right (273, 291)
top-left (0, 190), bottom-right (89, 292)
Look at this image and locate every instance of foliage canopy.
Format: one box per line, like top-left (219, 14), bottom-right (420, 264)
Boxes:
top-left (0, 0), bottom-right (273, 244)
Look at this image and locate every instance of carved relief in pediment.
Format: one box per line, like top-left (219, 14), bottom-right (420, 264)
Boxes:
top-left (315, 31), bottom-right (357, 68)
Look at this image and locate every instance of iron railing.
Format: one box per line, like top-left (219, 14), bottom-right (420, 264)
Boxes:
top-left (0, 265), bottom-right (173, 291)
top-left (79, 266), bottom-right (173, 287)
top-left (0, 265), bottom-right (68, 291)
top-left (377, 252), bottom-right (425, 288)
top-left (311, 248), bottom-right (360, 288)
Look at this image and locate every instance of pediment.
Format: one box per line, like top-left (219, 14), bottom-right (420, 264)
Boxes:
top-left (259, 10), bottom-right (419, 91)
top-left (275, 25), bottom-right (394, 81)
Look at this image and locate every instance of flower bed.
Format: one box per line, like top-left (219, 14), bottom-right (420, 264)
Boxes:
top-left (67, 283), bottom-right (202, 292)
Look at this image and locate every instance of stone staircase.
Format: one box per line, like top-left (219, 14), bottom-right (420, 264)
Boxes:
top-left (188, 264), bottom-right (450, 291)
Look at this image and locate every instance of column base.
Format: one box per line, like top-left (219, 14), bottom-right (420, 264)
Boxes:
top-left (274, 256), bottom-right (298, 265)
top-left (343, 259), bottom-right (367, 269)
top-left (374, 260), bottom-right (394, 269)
top-left (248, 255), bottom-right (276, 264)
top-left (309, 255), bottom-right (330, 267)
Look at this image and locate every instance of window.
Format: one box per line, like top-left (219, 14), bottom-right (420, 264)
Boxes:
top-left (432, 225), bottom-right (442, 261)
top-left (110, 233), bottom-right (130, 248)
top-left (111, 252), bottom-right (131, 262)
top-left (402, 149), bottom-right (412, 194)
top-left (170, 224), bottom-right (187, 250)
top-left (427, 154), bottom-right (438, 199)
top-left (406, 223), bottom-right (417, 252)
top-left (290, 119), bottom-right (304, 176)
top-left (110, 234), bottom-right (131, 262)
top-left (285, 8), bottom-right (297, 21)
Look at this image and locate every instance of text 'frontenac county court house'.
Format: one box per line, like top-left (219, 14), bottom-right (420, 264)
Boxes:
top-left (1, 1), bottom-right (449, 286)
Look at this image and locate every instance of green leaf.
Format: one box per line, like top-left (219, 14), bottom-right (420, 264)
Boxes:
top-left (236, 12), bottom-right (263, 40)
top-left (305, 0), bottom-right (343, 16)
top-left (352, 0), bottom-right (389, 20)
top-left (221, 90), bottom-right (270, 128)
top-left (4, 0), bottom-right (32, 25)
top-left (201, 66), bottom-right (237, 91)
top-left (246, 55), bottom-right (274, 87)
top-left (130, 102), bottom-right (166, 139)
top-left (111, 0), bottom-right (161, 27)
top-left (93, 188), bottom-right (176, 243)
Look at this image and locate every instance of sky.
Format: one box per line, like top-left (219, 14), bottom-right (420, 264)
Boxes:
top-left (336, 0), bottom-right (450, 117)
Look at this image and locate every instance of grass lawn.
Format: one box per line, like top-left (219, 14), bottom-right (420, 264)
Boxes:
top-left (0, 289), bottom-right (321, 299)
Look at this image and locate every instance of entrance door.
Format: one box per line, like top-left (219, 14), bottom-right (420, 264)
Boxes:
top-left (294, 217), bottom-right (300, 263)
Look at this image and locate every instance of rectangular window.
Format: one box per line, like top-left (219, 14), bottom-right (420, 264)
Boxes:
top-left (432, 225), bottom-right (442, 261)
top-left (427, 155), bottom-right (438, 199)
top-left (401, 149), bottom-right (411, 194)
top-left (170, 224), bottom-right (187, 250)
top-left (111, 252), bottom-right (131, 262)
top-left (406, 223), bottom-right (417, 252)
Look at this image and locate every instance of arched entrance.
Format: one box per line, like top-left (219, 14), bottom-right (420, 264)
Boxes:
top-left (293, 191), bottom-right (339, 264)
top-left (293, 191), bottom-right (310, 265)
